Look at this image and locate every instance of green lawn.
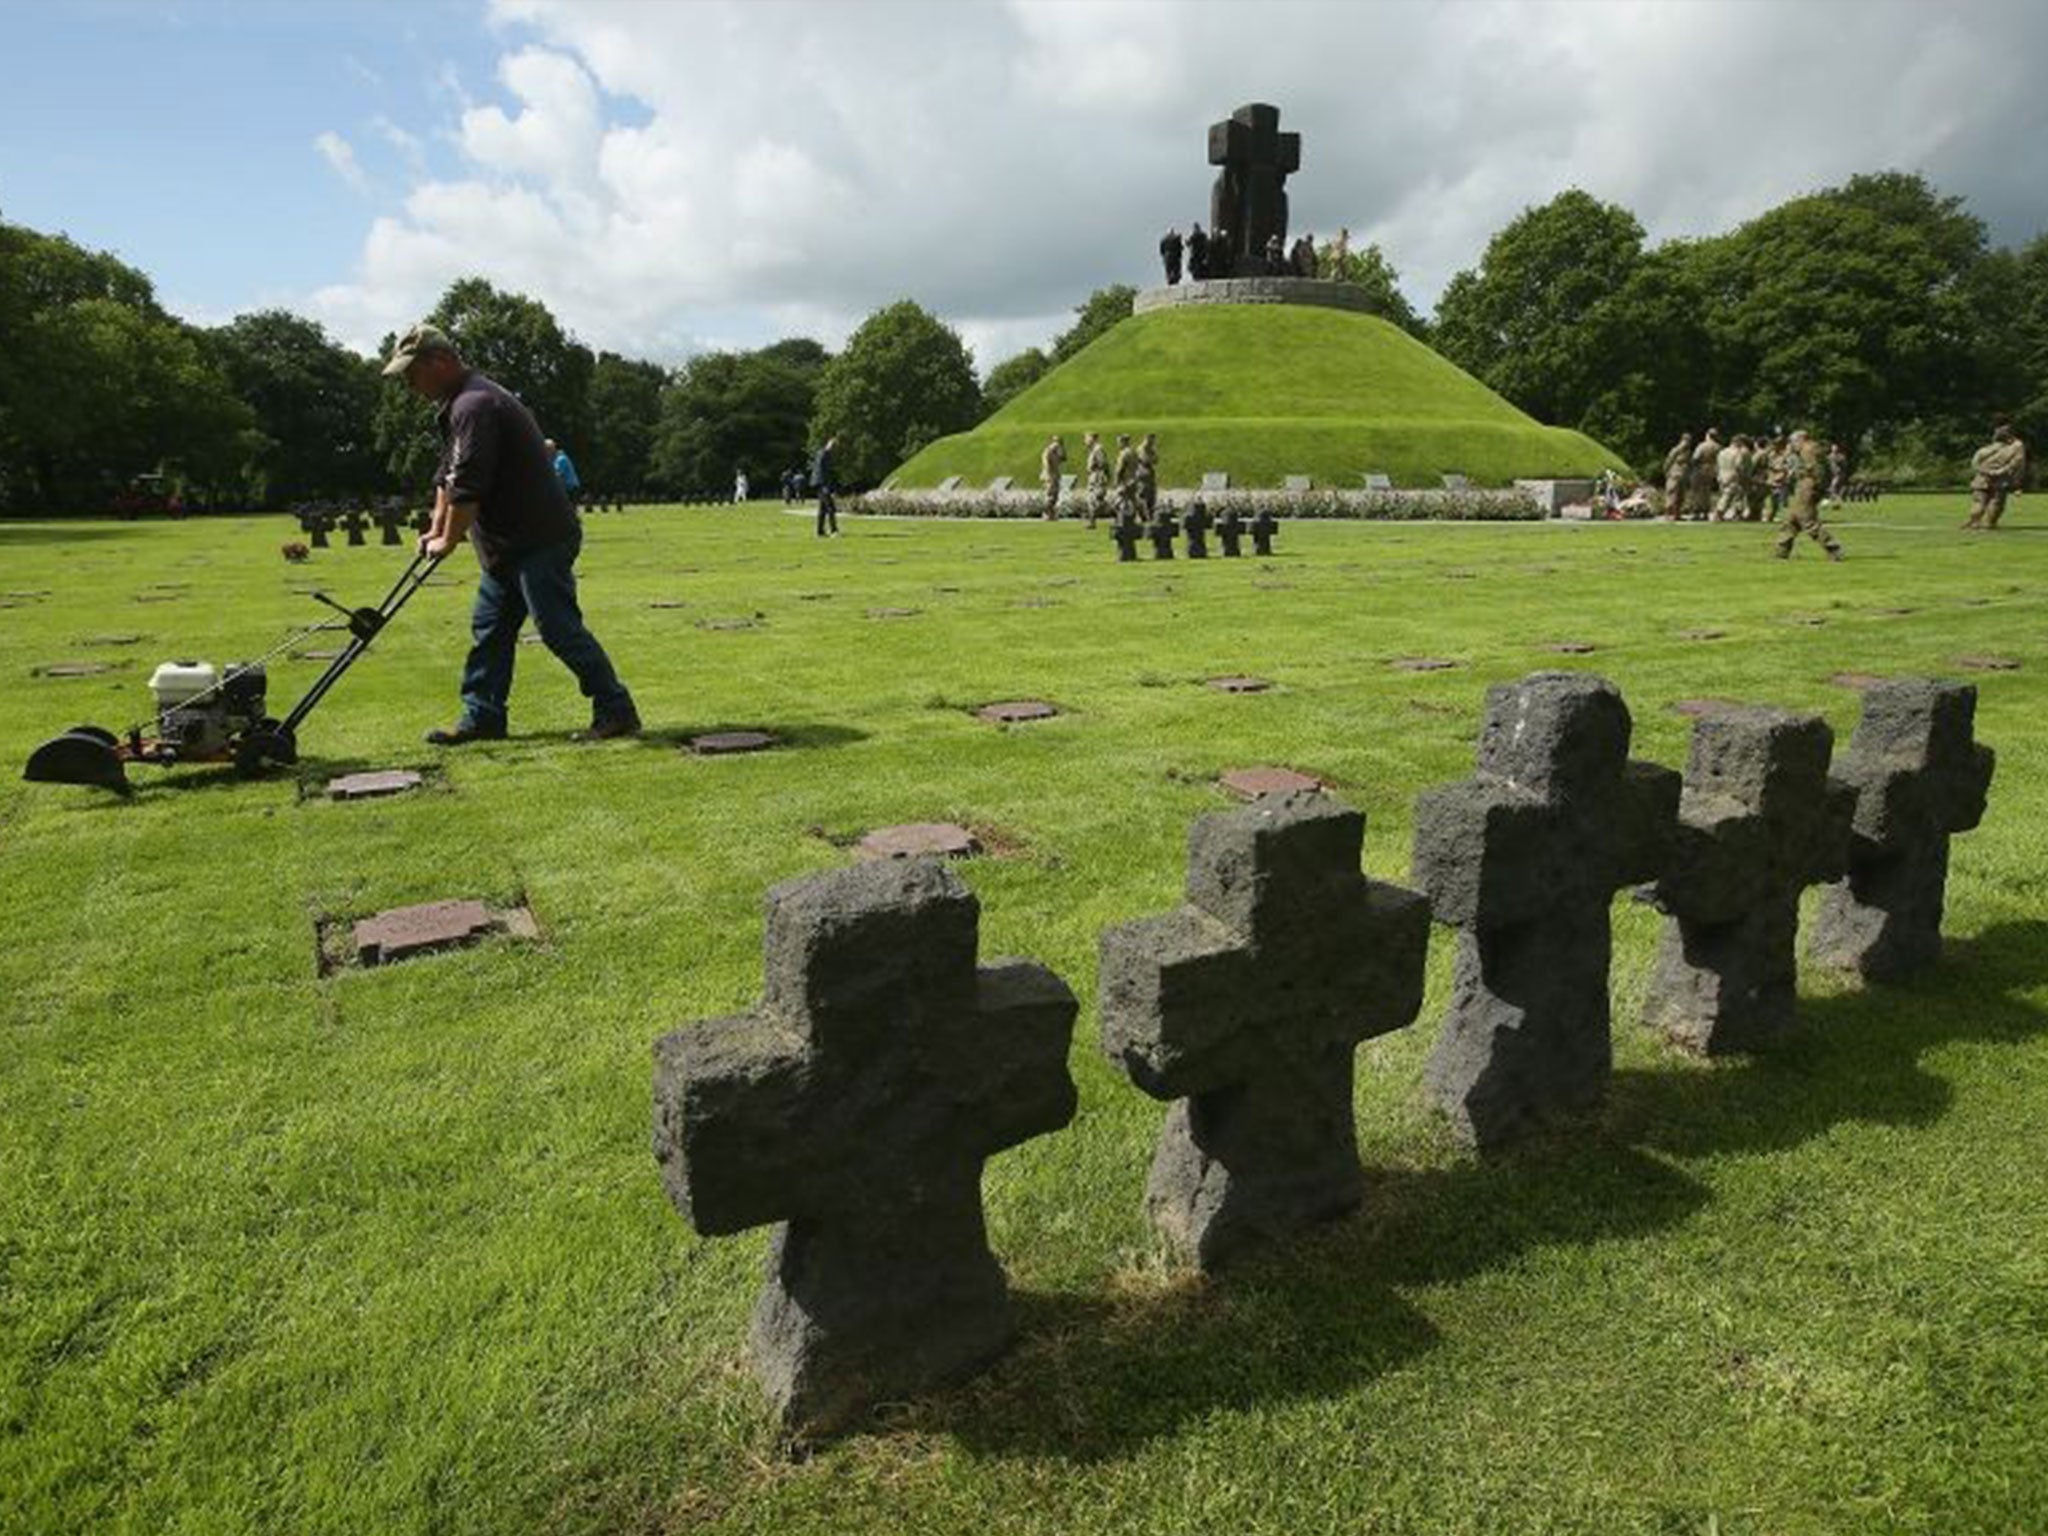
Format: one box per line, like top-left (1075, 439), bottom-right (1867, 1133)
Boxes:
top-left (2, 497), bottom-right (2044, 1535)
top-left (897, 305), bottom-right (1624, 489)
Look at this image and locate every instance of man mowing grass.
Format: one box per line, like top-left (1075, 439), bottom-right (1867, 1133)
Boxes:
top-left (383, 323), bottom-right (640, 745)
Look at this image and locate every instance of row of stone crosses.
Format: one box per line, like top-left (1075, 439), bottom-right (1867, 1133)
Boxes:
top-left (651, 672), bottom-right (1993, 1436)
top-left (1112, 500), bottom-right (1277, 562)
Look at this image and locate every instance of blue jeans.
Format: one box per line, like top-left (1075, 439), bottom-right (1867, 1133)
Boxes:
top-left (459, 528), bottom-right (634, 729)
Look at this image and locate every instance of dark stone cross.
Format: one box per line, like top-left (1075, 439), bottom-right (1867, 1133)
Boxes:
top-left (1639, 708), bottom-right (1855, 1055)
top-left (1099, 791), bottom-right (1428, 1268)
top-left (341, 510), bottom-right (368, 547)
top-left (308, 511), bottom-right (332, 549)
top-left (376, 505), bottom-right (406, 546)
top-left (651, 859), bottom-right (1078, 1434)
top-left (1208, 103), bottom-right (1300, 278)
top-left (1111, 517), bottom-right (1141, 562)
top-left (1250, 509), bottom-right (1278, 556)
top-left (1184, 501), bottom-right (1212, 558)
top-left (1148, 508), bottom-right (1179, 560)
top-left (1412, 672), bottom-right (1679, 1149)
top-left (1216, 507), bottom-right (1244, 558)
top-left (1808, 678), bottom-right (1995, 981)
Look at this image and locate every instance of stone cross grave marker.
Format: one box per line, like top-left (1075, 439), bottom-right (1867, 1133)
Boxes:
top-left (1639, 708), bottom-right (1854, 1054)
top-left (1412, 673), bottom-right (1678, 1148)
top-left (1809, 678), bottom-right (1994, 981)
top-left (1099, 792), bottom-right (1428, 1268)
top-left (1208, 102), bottom-right (1300, 273)
top-left (652, 860), bottom-right (1078, 1434)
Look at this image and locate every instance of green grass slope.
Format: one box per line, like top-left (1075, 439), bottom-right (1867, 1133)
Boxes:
top-left (898, 305), bottom-right (1626, 489)
top-left (2, 500), bottom-right (2044, 1534)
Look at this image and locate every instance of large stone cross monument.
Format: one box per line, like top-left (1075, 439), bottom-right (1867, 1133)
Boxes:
top-left (651, 859), bottom-right (1079, 1434)
top-left (1209, 102), bottom-right (1300, 274)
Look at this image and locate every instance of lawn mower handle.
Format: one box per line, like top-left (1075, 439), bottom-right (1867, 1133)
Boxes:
top-left (279, 548), bottom-right (447, 735)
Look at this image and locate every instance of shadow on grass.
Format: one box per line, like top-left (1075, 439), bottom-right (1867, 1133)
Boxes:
top-left (0, 523), bottom-right (153, 546)
top-left (908, 920), bottom-right (2048, 1462)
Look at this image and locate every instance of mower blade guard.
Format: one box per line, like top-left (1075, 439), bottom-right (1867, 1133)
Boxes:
top-left (24, 728), bottom-right (131, 793)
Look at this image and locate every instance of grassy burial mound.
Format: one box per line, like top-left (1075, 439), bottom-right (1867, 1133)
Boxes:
top-left (898, 304), bottom-right (1626, 491)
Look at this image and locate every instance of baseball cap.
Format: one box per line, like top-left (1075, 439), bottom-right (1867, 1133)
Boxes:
top-left (381, 322), bottom-right (456, 377)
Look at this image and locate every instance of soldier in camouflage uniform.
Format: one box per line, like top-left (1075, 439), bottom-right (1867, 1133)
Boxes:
top-left (1743, 436), bottom-right (1772, 520)
top-left (1962, 423), bottom-right (2028, 531)
top-left (1113, 434), bottom-right (1140, 524)
top-left (1687, 428), bottom-right (1721, 521)
top-left (1137, 432), bottom-right (1160, 515)
top-left (1662, 432), bottom-right (1694, 519)
top-left (1773, 431), bottom-right (1844, 561)
top-left (1040, 434), bottom-right (1066, 521)
top-left (1714, 433), bottom-right (1748, 522)
top-left (1084, 432), bottom-right (1109, 529)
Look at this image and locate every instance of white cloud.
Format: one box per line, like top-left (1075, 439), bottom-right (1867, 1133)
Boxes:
top-left (306, 0), bottom-right (2048, 371)
top-left (313, 130), bottom-right (370, 196)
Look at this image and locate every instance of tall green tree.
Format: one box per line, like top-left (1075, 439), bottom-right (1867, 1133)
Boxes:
top-left (650, 350), bottom-right (818, 498)
top-left (370, 276), bottom-right (596, 491)
top-left (980, 347), bottom-right (1050, 415)
top-left (205, 310), bottom-right (381, 504)
top-left (809, 300), bottom-right (981, 486)
top-left (1316, 240), bottom-right (1426, 337)
top-left (584, 352), bottom-right (666, 495)
top-left (1049, 285), bottom-right (1138, 363)
top-left (1432, 189), bottom-right (1647, 429)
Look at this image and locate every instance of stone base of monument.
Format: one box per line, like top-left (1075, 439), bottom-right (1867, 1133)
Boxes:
top-left (1132, 277), bottom-right (1385, 317)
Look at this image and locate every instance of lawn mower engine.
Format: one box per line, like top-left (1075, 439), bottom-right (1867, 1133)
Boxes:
top-left (149, 660), bottom-right (270, 760)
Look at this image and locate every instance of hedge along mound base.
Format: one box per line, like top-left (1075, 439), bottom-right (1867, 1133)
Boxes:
top-left (855, 823), bottom-right (983, 861)
top-left (976, 700), bottom-right (1059, 724)
top-left (320, 898), bottom-right (539, 974)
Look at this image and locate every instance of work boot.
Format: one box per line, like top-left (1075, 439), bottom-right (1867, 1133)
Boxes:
top-left (426, 719), bottom-right (507, 746)
top-left (576, 710), bottom-right (642, 742)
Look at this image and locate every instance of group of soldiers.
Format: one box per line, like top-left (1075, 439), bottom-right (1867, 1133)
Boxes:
top-left (1659, 427), bottom-right (1847, 559)
top-left (1037, 431), bottom-right (1159, 527)
top-left (1157, 224), bottom-right (1327, 285)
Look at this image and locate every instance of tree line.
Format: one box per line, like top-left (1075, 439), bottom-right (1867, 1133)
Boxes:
top-left (3, 168), bottom-right (2043, 512)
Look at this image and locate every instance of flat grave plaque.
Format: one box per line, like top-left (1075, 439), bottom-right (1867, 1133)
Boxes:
top-left (976, 700), bottom-right (1058, 724)
top-left (1200, 472), bottom-right (1231, 492)
top-left (1282, 475), bottom-right (1312, 493)
top-left (32, 662), bottom-right (112, 679)
top-left (327, 769), bottom-right (424, 801)
top-left (687, 730), bottom-right (778, 755)
top-left (1390, 657), bottom-right (1462, 672)
top-left (1206, 676), bottom-right (1272, 693)
top-left (856, 822), bottom-right (982, 861)
top-left (1219, 766), bottom-right (1324, 800)
top-left (1956, 655), bottom-right (2020, 671)
top-left (353, 899), bottom-right (497, 966)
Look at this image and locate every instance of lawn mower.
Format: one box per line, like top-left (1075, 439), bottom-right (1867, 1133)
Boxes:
top-left (24, 548), bottom-right (447, 794)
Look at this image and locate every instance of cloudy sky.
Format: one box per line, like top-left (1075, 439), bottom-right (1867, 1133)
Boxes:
top-left (5, 0), bottom-right (2047, 374)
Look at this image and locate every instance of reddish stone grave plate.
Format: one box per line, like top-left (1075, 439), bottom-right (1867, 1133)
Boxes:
top-left (1220, 766), bottom-right (1325, 801)
top-left (80, 634), bottom-right (142, 648)
top-left (1786, 615), bottom-right (1829, 628)
top-left (32, 662), bottom-right (111, 679)
top-left (1678, 629), bottom-right (1727, 642)
top-left (687, 730), bottom-right (778, 755)
top-left (327, 769), bottom-right (424, 801)
top-left (856, 822), bottom-right (982, 861)
top-left (294, 648), bottom-right (346, 662)
top-left (353, 899), bottom-right (496, 966)
top-left (976, 700), bottom-right (1058, 724)
top-left (649, 599), bottom-right (689, 609)
top-left (1956, 655), bottom-right (2020, 671)
top-left (1829, 673), bottom-right (1886, 691)
top-left (696, 617), bottom-right (761, 631)
top-left (1207, 676), bottom-right (1272, 693)
top-left (1390, 657), bottom-right (1462, 672)
top-left (866, 607), bottom-right (921, 619)
top-left (1548, 641), bottom-right (1598, 655)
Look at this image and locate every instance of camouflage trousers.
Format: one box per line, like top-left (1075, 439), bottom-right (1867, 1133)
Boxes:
top-left (1663, 476), bottom-right (1688, 517)
top-left (1964, 483), bottom-right (2009, 529)
top-left (1774, 493), bottom-right (1841, 557)
top-left (1043, 477), bottom-right (1061, 519)
top-left (1087, 476), bottom-right (1108, 526)
top-left (1714, 483), bottom-right (1747, 521)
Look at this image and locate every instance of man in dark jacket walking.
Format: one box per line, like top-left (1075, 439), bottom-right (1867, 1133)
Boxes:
top-left (813, 437), bottom-right (840, 536)
top-left (383, 323), bottom-right (639, 744)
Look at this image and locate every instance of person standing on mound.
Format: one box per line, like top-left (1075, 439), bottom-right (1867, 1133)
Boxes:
top-left (382, 323), bottom-right (640, 745)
